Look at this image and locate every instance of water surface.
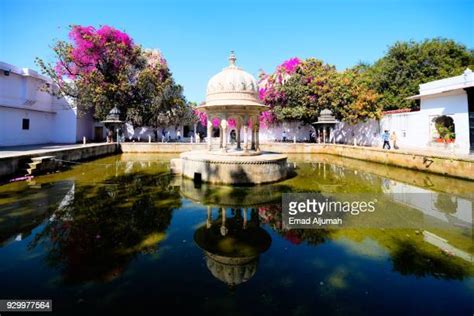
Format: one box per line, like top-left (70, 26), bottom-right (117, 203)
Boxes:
top-left (0, 153), bottom-right (472, 315)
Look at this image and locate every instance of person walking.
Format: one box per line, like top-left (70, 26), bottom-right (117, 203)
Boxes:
top-left (282, 130), bottom-right (287, 142)
top-left (382, 130), bottom-right (391, 149)
top-left (391, 131), bottom-right (398, 149)
top-left (177, 130), bottom-right (181, 142)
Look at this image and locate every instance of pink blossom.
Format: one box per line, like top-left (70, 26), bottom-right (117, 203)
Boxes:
top-left (278, 57), bottom-right (301, 74)
top-left (259, 111), bottom-right (274, 128)
top-left (228, 118), bottom-right (236, 128)
top-left (55, 25), bottom-right (135, 79)
top-left (259, 87), bottom-right (267, 100)
top-left (193, 109), bottom-right (208, 126)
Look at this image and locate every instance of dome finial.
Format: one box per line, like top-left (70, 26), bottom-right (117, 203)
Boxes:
top-left (229, 50), bottom-right (237, 67)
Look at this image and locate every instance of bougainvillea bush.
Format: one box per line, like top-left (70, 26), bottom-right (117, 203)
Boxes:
top-left (259, 57), bottom-right (382, 125)
top-left (36, 25), bottom-right (186, 126)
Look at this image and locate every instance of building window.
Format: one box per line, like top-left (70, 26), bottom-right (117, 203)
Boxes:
top-left (22, 118), bottom-right (30, 130)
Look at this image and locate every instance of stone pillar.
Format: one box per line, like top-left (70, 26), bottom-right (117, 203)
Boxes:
top-left (236, 119), bottom-right (241, 150)
top-left (207, 118), bottom-right (212, 151)
top-left (220, 208), bottom-right (228, 236)
top-left (221, 119), bottom-right (228, 152)
top-left (243, 115), bottom-right (249, 152)
top-left (219, 126), bottom-right (223, 148)
top-left (193, 122), bottom-right (198, 143)
top-left (250, 116), bottom-right (255, 150)
top-left (206, 206), bottom-right (212, 229)
top-left (255, 120), bottom-right (260, 152)
top-left (243, 125), bottom-right (249, 153)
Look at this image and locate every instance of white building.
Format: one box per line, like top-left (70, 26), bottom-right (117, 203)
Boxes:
top-left (403, 68), bottom-right (474, 154)
top-left (0, 61), bottom-right (100, 147)
top-left (331, 68), bottom-right (474, 155)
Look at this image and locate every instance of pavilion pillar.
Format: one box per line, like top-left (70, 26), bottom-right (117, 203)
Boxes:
top-left (255, 120), bottom-right (260, 152)
top-left (251, 116), bottom-right (256, 150)
top-left (221, 119), bottom-right (228, 152)
top-left (219, 126), bottom-right (223, 148)
top-left (243, 125), bottom-right (249, 153)
top-left (193, 123), bottom-right (198, 143)
top-left (220, 207), bottom-right (228, 236)
top-left (236, 119), bottom-right (242, 150)
top-left (243, 115), bottom-right (249, 152)
top-left (207, 118), bottom-right (212, 151)
top-left (206, 206), bottom-right (212, 229)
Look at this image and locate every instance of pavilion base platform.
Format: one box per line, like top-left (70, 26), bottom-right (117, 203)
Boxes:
top-left (171, 151), bottom-right (289, 185)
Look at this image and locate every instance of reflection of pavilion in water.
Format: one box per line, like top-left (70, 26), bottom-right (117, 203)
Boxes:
top-left (194, 207), bottom-right (271, 287)
top-left (178, 178), bottom-right (274, 287)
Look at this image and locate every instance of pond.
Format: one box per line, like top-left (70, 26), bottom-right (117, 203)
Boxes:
top-left (0, 153), bottom-right (472, 315)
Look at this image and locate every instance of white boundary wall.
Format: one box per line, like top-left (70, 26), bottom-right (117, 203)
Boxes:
top-left (260, 121), bottom-right (313, 142)
top-left (336, 93), bottom-right (469, 154)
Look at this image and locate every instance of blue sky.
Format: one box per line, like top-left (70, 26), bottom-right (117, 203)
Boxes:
top-left (1, 0), bottom-right (473, 102)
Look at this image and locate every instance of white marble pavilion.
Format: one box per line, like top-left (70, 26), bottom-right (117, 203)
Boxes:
top-left (197, 51), bottom-right (268, 155)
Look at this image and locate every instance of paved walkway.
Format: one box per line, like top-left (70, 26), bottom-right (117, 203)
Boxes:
top-left (382, 147), bottom-right (473, 160)
top-left (264, 142), bottom-right (474, 161)
top-left (342, 144), bottom-right (474, 161)
top-left (0, 143), bottom-right (112, 159)
top-left (1, 141), bottom-right (472, 160)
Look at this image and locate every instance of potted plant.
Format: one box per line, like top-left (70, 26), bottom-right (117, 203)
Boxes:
top-left (434, 116), bottom-right (455, 144)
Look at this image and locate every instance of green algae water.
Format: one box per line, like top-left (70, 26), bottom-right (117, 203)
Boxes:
top-left (0, 153), bottom-right (472, 315)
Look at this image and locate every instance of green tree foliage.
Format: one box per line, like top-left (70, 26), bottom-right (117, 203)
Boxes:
top-left (261, 58), bottom-right (382, 124)
top-left (35, 26), bottom-right (186, 127)
top-left (369, 38), bottom-right (474, 110)
top-left (334, 67), bottom-right (382, 124)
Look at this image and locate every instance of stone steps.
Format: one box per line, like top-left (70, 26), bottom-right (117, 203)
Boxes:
top-left (24, 156), bottom-right (56, 176)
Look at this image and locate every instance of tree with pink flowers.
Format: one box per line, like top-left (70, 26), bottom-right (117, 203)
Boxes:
top-left (36, 25), bottom-right (185, 125)
top-left (259, 57), bottom-right (382, 125)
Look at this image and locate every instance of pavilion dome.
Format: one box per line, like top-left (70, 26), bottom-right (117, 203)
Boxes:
top-left (320, 108), bottom-right (333, 116)
top-left (205, 253), bottom-right (258, 287)
top-left (204, 51), bottom-right (266, 108)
